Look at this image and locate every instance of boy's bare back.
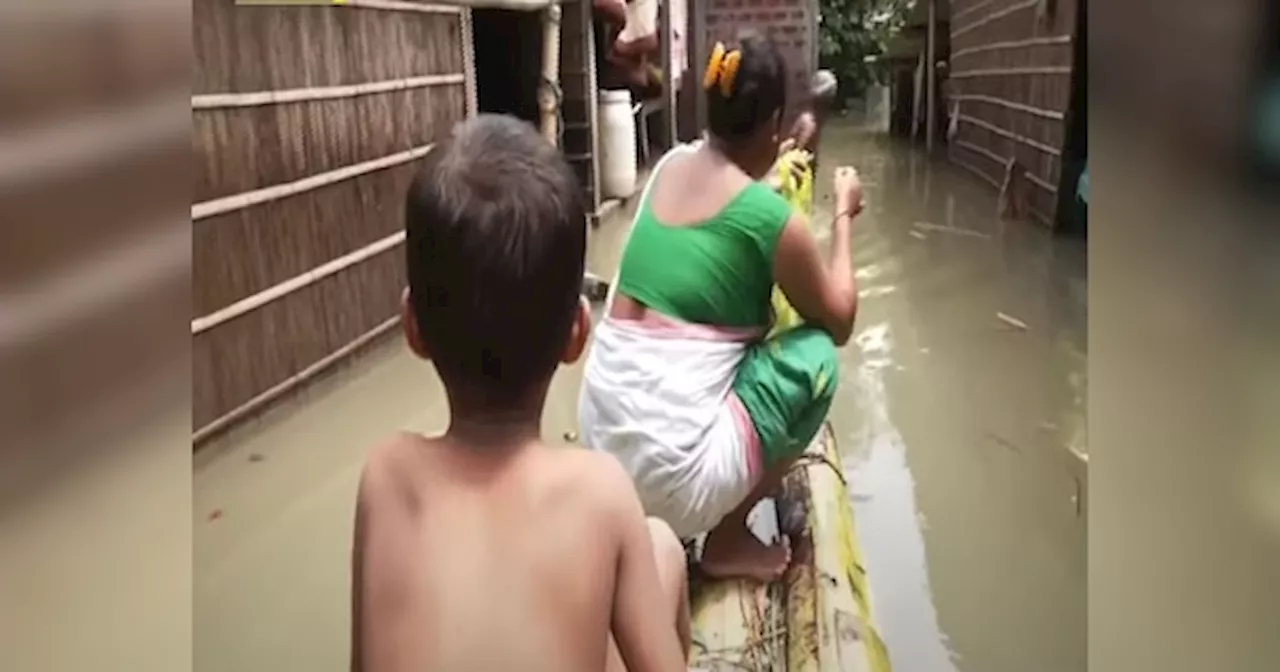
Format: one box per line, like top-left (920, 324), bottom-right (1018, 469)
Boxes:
top-left (352, 433), bottom-right (680, 672)
top-left (353, 115), bottom-right (687, 672)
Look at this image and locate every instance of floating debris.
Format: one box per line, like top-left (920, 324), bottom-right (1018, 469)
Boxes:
top-left (208, 509), bottom-right (223, 522)
top-left (908, 230), bottom-right (928, 240)
top-left (996, 312), bottom-right (1029, 331)
top-left (912, 221), bottom-right (991, 239)
top-left (563, 430), bottom-right (579, 443)
top-left (581, 272), bottom-right (610, 302)
top-left (1072, 476), bottom-right (1084, 516)
top-left (1038, 421), bottom-right (1059, 433)
top-left (985, 431), bottom-right (1024, 455)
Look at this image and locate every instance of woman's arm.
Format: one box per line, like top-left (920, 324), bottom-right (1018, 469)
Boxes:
top-left (772, 167), bottom-right (862, 345)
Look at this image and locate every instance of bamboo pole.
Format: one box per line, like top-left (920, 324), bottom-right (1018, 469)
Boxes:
top-left (926, 0), bottom-right (936, 152)
top-left (951, 0), bottom-right (997, 23)
top-left (1025, 170), bottom-right (1058, 194)
top-left (192, 143), bottom-right (434, 220)
top-left (951, 154), bottom-right (1001, 189)
top-left (950, 94), bottom-right (1064, 120)
top-left (950, 35), bottom-right (1073, 60)
top-left (954, 138), bottom-right (1006, 166)
top-left (461, 9), bottom-right (479, 117)
top-left (539, 3), bottom-right (563, 145)
top-left (193, 315), bottom-right (402, 445)
top-left (333, 0), bottom-right (462, 14)
top-left (454, 0), bottom-right (554, 10)
top-left (952, 0), bottom-right (1040, 39)
top-left (585, 4), bottom-right (603, 213)
top-left (956, 114), bottom-right (1061, 156)
top-left (191, 231), bottom-right (405, 335)
top-left (192, 74), bottom-right (464, 109)
top-left (949, 66), bottom-right (1072, 78)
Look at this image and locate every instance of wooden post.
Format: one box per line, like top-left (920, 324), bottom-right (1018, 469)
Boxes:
top-left (926, 0), bottom-right (937, 152)
top-left (539, 2), bottom-right (563, 146)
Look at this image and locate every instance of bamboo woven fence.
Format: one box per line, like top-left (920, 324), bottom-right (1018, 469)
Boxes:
top-left (947, 0), bottom-right (1078, 226)
top-left (192, 0), bottom-right (471, 441)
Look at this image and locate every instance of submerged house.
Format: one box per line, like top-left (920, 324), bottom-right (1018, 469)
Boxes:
top-left (884, 0), bottom-right (950, 144)
top-left (945, 0), bottom-right (1086, 229)
top-left (191, 0), bottom-right (603, 442)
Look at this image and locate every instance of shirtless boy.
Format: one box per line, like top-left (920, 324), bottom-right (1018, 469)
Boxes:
top-left (350, 114), bottom-right (690, 672)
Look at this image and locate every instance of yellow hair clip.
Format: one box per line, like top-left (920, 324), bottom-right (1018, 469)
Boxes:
top-left (719, 50), bottom-right (742, 97)
top-left (703, 42), bottom-right (726, 91)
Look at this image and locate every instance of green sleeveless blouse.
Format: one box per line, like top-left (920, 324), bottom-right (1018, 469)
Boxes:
top-left (615, 178), bottom-right (792, 328)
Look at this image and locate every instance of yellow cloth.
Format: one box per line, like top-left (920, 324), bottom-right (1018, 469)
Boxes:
top-left (768, 148), bottom-right (814, 337)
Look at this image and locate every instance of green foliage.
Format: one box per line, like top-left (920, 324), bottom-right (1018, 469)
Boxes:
top-left (817, 0), bottom-right (912, 100)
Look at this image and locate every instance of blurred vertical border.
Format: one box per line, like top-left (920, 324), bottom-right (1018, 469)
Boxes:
top-left (0, 1), bottom-right (192, 671)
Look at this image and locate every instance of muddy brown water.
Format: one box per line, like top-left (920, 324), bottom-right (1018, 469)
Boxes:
top-left (191, 120), bottom-right (1086, 672)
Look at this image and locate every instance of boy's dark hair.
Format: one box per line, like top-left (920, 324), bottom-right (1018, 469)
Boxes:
top-left (706, 32), bottom-right (789, 143)
top-left (404, 114), bottom-right (586, 405)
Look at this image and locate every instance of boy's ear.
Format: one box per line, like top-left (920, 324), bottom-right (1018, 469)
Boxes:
top-left (562, 297), bottom-right (592, 365)
top-left (400, 287), bottom-right (431, 360)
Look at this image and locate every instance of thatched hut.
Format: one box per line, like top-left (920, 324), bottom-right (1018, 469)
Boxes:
top-left (192, 0), bottom-right (598, 442)
top-left (945, 0), bottom-right (1085, 228)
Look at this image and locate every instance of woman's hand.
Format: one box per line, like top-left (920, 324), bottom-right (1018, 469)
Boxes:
top-left (833, 166), bottom-right (863, 217)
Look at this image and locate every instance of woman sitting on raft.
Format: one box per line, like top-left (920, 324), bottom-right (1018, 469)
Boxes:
top-left (578, 34), bottom-right (863, 581)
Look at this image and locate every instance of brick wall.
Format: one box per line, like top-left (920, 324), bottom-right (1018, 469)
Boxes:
top-left (701, 0), bottom-right (818, 125)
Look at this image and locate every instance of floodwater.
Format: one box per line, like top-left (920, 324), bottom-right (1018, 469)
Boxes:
top-left (817, 122), bottom-right (1087, 672)
top-left (193, 120), bottom-right (1087, 672)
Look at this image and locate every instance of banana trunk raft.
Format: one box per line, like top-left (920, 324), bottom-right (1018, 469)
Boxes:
top-left (688, 150), bottom-right (889, 671)
top-left (687, 425), bottom-right (891, 672)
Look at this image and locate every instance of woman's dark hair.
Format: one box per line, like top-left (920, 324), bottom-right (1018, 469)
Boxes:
top-left (705, 32), bottom-right (788, 142)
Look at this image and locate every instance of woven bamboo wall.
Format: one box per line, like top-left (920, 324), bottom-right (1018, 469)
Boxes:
top-left (947, 0), bottom-right (1078, 226)
top-left (192, 0), bottom-right (469, 439)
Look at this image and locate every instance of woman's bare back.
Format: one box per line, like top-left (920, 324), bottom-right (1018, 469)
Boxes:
top-left (610, 148), bottom-right (753, 322)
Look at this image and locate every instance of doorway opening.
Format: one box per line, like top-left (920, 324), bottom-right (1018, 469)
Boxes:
top-left (1057, 0), bottom-right (1087, 235)
top-left (471, 9), bottom-right (544, 126)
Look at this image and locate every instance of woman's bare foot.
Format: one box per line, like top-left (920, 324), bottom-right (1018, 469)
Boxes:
top-left (700, 520), bottom-right (791, 582)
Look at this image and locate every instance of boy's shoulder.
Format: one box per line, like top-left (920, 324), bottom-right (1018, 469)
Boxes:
top-left (356, 432), bottom-right (434, 506)
top-left (536, 446), bottom-right (640, 511)
top-left (357, 434), bottom-right (637, 512)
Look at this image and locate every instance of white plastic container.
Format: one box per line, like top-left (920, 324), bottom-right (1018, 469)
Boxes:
top-left (598, 89), bottom-right (637, 199)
